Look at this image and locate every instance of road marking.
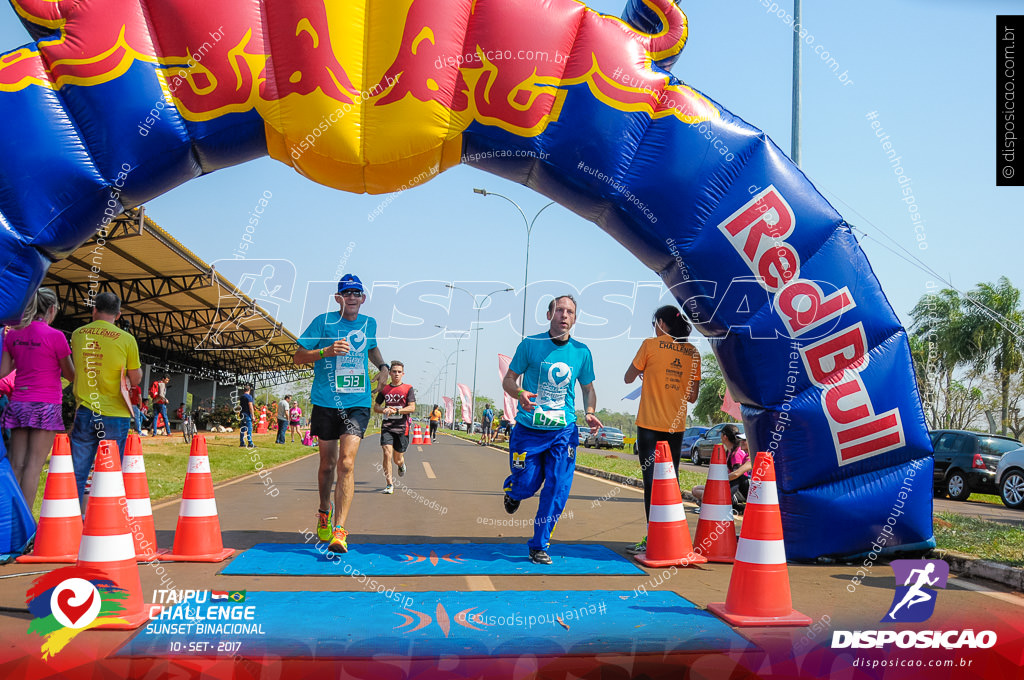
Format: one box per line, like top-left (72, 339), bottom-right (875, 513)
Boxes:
top-left (422, 461), bottom-right (436, 479)
top-left (466, 576), bottom-right (495, 591)
top-left (950, 575), bottom-right (1024, 607)
top-left (417, 446), bottom-right (423, 452)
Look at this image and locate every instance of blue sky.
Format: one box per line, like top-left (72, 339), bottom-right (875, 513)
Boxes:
top-left (2, 1), bottom-right (1019, 415)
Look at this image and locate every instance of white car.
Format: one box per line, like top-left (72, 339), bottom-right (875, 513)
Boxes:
top-left (994, 446), bottom-right (1024, 510)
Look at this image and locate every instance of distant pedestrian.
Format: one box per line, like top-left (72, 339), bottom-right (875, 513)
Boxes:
top-left (289, 403), bottom-right (302, 442)
top-left (276, 395), bottom-right (290, 444)
top-left (239, 385), bottom-right (255, 447)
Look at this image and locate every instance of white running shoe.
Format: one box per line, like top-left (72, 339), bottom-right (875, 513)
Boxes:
top-left (382, 485), bottom-right (394, 494)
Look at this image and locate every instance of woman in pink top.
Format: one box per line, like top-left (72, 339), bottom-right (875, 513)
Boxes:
top-left (288, 404), bottom-right (302, 442)
top-left (1, 288), bottom-right (75, 507)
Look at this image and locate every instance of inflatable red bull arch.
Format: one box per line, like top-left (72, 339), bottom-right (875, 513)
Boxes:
top-left (0, 0), bottom-right (933, 561)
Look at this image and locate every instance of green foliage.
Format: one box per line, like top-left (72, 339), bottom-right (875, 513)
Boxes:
top-left (692, 352), bottom-right (730, 426)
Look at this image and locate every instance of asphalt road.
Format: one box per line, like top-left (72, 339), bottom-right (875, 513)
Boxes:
top-left (1, 434), bottom-right (1022, 677)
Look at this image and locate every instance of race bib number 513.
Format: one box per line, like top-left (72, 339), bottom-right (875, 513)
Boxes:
top-left (336, 373), bottom-right (365, 392)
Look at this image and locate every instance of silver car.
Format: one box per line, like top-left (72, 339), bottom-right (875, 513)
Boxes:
top-left (995, 446), bottom-right (1024, 510)
top-left (585, 427), bottom-right (624, 450)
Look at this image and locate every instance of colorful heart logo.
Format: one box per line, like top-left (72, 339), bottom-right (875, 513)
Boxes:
top-left (50, 578), bottom-right (101, 629)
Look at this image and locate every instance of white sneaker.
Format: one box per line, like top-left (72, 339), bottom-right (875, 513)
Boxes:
top-left (382, 485), bottom-right (394, 494)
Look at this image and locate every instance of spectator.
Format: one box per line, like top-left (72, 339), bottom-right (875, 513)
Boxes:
top-left (428, 404), bottom-right (442, 442)
top-left (129, 383), bottom-right (144, 435)
top-left (70, 292), bottom-right (141, 510)
top-left (175, 402), bottom-right (185, 421)
top-left (276, 395), bottom-right (290, 444)
top-left (289, 402), bottom-right (302, 442)
top-left (691, 425), bottom-right (750, 512)
top-left (239, 385), bottom-right (255, 447)
top-left (1, 287), bottom-right (75, 509)
top-left (149, 376), bottom-right (169, 436)
top-left (623, 305), bottom-right (701, 556)
top-left (480, 403), bottom-right (494, 446)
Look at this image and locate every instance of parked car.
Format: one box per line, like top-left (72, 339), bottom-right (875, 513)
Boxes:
top-left (681, 426), bottom-right (710, 452)
top-left (994, 446), bottom-right (1024, 509)
top-left (577, 425), bottom-right (590, 442)
top-left (689, 423), bottom-right (745, 465)
top-left (930, 429), bottom-right (1022, 501)
top-left (585, 427), bottom-right (624, 449)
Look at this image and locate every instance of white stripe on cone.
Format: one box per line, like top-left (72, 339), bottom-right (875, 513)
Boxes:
top-left (123, 456), bottom-right (146, 474)
top-left (90, 471), bottom-right (127, 498)
top-left (180, 497), bottom-right (218, 517)
top-left (79, 533), bottom-right (135, 562)
top-left (735, 537), bottom-right (788, 565)
top-left (698, 503), bottom-right (735, 522)
top-left (40, 497), bottom-right (81, 518)
top-left (187, 457), bottom-right (211, 474)
top-left (126, 497), bottom-right (152, 518)
top-left (653, 461), bottom-right (676, 480)
top-left (649, 503), bottom-right (686, 523)
top-left (747, 480), bottom-right (778, 506)
top-left (707, 465), bottom-right (729, 482)
top-left (48, 456), bottom-right (74, 474)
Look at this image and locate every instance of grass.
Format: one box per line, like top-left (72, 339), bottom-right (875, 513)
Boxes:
top-left (448, 428), bottom-right (707, 491)
top-left (933, 512), bottom-right (1024, 567)
top-left (30, 429), bottom-right (341, 517)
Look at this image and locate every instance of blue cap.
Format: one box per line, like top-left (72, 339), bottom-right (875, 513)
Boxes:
top-left (338, 274), bottom-right (364, 294)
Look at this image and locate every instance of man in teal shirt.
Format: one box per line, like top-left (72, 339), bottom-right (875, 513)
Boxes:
top-left (294, 274), bottom-right (389, 554)
top-left (501, 295), bottom-right (602, 564)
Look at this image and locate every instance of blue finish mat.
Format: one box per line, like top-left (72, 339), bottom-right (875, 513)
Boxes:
top-left (115, 590), bottom-right (755, 658)
top-left (219, 543), bottom-right (646, 576)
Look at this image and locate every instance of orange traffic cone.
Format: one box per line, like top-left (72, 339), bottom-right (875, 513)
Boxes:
top-left (122, 433), bottom-right (162, 561)
top-left (161, 435), bottom-right (235, 562)
top-left (18, 434), bottom-right (81, 563)
top-left (411, 424), bottom-right (423, 445)
top-left (75, 440), bottom-right (150, 629)
top-left (421, 425), bottom-right (432, 446)
top-left (708, 451), bottom-right (811, 627)
top-left (635, 442), bottom-right (706, 567)
top-left (693, 444), bottom-right (738, 563)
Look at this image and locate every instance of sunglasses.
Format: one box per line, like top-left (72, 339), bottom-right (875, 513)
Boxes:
top-left (339, 290), bottom-right (363, 298)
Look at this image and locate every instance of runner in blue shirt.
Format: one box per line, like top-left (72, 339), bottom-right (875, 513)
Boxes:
top-left (501, 295), bottom-right (602, 564)
top-left (294, 274), bottom-right (389, 554)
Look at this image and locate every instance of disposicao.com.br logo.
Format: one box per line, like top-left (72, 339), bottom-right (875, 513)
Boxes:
top-left (26, 566), bottom-right (133, 659)
top-left (832, 559), bottom-right (997, 650)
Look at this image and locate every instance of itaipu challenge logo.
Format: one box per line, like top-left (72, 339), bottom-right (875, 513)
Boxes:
top-left (26, 566), bottom-right (131, 658)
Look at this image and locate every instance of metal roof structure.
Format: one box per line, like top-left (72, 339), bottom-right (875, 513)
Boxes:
top-left (42, 208), bottom-right (306, 388)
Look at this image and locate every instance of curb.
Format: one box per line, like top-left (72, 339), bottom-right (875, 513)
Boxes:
top-left (929, 548), bottom-right (1024, 592)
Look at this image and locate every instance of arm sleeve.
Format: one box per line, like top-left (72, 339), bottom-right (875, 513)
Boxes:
top-left (579, 348), bottom-right (596, 386)
top-left (366, 317), bottom-right (378, 350)
top-left (375, 391), bottom-right (385, 405)
top-left (508, 340), bottom-right (529, 375)
top-left (127, 336), bottom-right (141, 371)
top-left (297, 314), bottom-right (325, 350)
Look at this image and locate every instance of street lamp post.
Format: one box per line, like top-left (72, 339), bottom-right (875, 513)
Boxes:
top-left (429, 346), bottom-right (462, 428)
top-left (473, 189), bottom-right (556, 338)
top-left (446, 285), bottom-right (514, 430)
top-left (434, 330), bottom-right (468, 428)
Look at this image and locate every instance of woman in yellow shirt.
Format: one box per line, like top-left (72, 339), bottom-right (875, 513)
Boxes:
top-left (623, 306), bottom-right (701, 555)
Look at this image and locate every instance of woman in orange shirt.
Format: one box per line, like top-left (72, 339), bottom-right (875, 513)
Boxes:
top-left (623, 306), bottom-right (701, 555)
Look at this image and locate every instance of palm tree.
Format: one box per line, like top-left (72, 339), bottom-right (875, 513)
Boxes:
top-left (963, 277), bottom-right (1024, 435)
top-left (909, 288), bottom-right (976, 428)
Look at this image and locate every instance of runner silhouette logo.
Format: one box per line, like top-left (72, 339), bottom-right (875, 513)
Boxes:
top-left (883, 559), bottom-right (949, 623)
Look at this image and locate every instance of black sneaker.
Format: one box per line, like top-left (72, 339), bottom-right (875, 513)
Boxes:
top-left (529, 549), bottom-right (552, 565)
top-left (503, 493), bottom-right (520, 515)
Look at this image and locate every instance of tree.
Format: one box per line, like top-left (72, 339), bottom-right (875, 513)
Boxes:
top-left (964, 277), bottom-right (1024, 436)
top-left (692, 352), bottom-right (731, 426)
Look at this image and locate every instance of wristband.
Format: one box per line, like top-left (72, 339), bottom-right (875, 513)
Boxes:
top-left (517, 388), bottom-right (525, 399)
top-left (379, 363), bottom-right (390, 372)
top-left (319, 348), bottom-right (325, 358)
